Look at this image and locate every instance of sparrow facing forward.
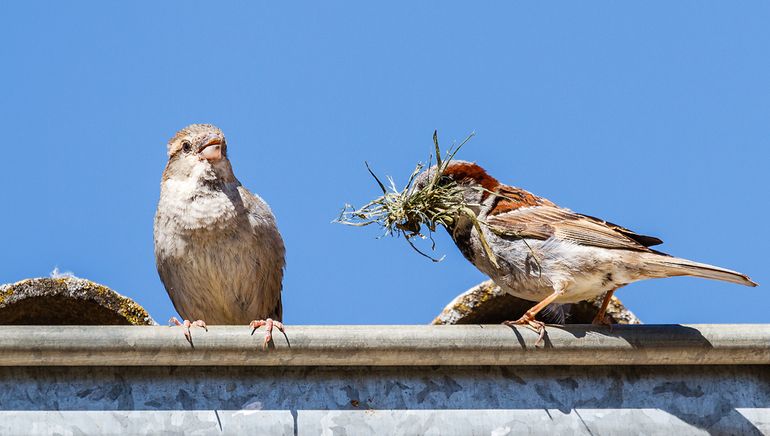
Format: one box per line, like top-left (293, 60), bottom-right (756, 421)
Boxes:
top-left (154, 124), bottom-right (286, 348)
top-left (414, 161), bottom-right (757, 338)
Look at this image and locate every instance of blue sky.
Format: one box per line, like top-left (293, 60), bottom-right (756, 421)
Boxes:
top-left (1, 2), bottom-right (768, 325)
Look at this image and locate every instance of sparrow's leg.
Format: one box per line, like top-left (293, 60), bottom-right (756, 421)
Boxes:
top-left (592, 288), bottom-right (617, 328)
top-left (170, 317), bottom-right (208, 347)
top-left (250, 318), bottom-right (288, 350)
top-left (503, 288), bottom-right (565, 345)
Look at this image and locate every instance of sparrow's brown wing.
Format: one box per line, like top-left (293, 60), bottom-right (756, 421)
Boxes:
top-left (486, 205), bottom-right (660, 252)
top-left (236, 185), bottom-right (286, 321)
top-left (577, 213), bottom-right (663, 247)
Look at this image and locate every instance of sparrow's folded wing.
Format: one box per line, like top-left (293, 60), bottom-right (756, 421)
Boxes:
top-left (577, 213), bottom-right (663, 247)
top-left (236, 185), bottom-right (286, 320)
top-left (487, 205), bottom-right (659, 252)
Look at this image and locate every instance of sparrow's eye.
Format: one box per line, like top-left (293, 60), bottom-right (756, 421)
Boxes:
top-left (182, 141), bottom-right (192, 153)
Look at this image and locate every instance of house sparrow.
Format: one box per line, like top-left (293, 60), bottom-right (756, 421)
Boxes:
top-left (414, 161), bottom-right (757, 339)
top-left (154, 124), bottom-right (286, 348)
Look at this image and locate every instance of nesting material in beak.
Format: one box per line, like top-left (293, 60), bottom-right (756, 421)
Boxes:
top-left (334, 131), bottom-right (498, 265)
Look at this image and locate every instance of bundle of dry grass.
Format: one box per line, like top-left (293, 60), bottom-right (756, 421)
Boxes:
top-left (336, 131), bottom-right (499, 265)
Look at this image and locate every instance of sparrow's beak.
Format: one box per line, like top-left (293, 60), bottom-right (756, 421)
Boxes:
top-left (198, 136), bottom-right (223, 162)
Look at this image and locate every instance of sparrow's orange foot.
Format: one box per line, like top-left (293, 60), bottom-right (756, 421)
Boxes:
top-left (591, 313), bottom-right (614, 331)
top-left (592, 289), bottom-right (616, 331)
top-left (503, 315), bottom-right (547, 346)
top-left (249, 318), bottom-right (288, 350)
top-left (170, 317), bottom-right (208, 347)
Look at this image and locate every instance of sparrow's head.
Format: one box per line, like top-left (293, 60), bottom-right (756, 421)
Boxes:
top-left (413, 160), bottom-right (500, 206)
top-left (164, 124), bottom-right (235, 183)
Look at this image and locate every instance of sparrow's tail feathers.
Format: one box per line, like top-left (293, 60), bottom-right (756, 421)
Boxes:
top-left (643, 254), bottom-right (757, 287)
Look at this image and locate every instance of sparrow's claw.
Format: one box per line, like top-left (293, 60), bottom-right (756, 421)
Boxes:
top-left (190, 319), bottom-right (208, 331)
top-left (592, 289), bottom-right (616, 331)
top-left (249, 318), bottom-right (288, 350)
top-left (249, 319), bottom-right (265, 335)
top-left (503, 316), bottom-right (547, 346)
top-left (591, 313), bottom-right (614, 331)
top-left (170, 317), bottom-right (207, 348)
